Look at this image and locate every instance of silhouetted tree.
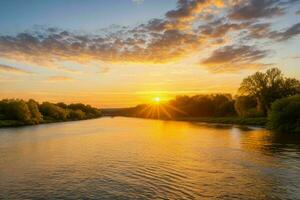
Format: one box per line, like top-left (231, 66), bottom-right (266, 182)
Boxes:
top-left (68, 109), bottom-right (86, 120)
top-left (6, 99), bottom-right (32, 122)
top-left (0, 99), bottom-right (102, 126)
top-left (40, 102), bottom-right (67, 120)
top-left (27, 99), bottom-right (42, 124)
top-left (239, 68), bottom-right (300, 115)
top-left (56, 102), bottom-right (68, 109)
top-left (68, 103), bottom-right (101, 118)
top-left (234, 96), bottom-right (261, 117)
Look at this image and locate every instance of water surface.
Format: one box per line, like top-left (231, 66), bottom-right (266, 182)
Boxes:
top-left (0, 117), bottom-right (299, 199)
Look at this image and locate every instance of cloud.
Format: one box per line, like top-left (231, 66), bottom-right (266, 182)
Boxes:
top-left (229, 0), bottom-right (288, 20)
top-left (241, 22), bottom-right (300, 41)
top-left (0, 0), bottom-right (298, 74)
top-left (0, 64), bottom-right (33, 75)
top-left (246, 23), bottom-right (272, 39)
top-left (0, 26), bottom-right (203, 67)
top-left (46, 76), bottom-right (74, 82)
top-left (165, 0), bottom-right (224, 30)
top-left (199, 18), bottom-right (252, 38)
top-left (132, 0), bottom-right (144, 4)
top-left (270, 22), bottom-right (300, 41)
top-left (201, 45), bottom-right (270, 72)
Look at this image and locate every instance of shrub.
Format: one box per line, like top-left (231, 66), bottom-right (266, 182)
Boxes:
top-left (68, 103), bottom-right (101, 118)
top-left (68, 109), bottom-right (86, 120)
top-left (268, 95), bottom-right (300, 133)
top-left (6, 100), bottom-right (32, 123)
top-left (234, 96), bottom-right (259, 117)
top-left (27, 99), bottom-right (43, 124)
top-left (40, 102), bottom-right (67, 121)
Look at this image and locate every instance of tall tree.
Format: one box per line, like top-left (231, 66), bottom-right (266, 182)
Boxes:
top-left (238, 68), bottom-right (300, 115)
top-left (27, 99), bottom-right (42, 124)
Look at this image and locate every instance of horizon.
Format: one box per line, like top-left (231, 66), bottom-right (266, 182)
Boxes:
top-left (0, 0), bottom-right (300, 107)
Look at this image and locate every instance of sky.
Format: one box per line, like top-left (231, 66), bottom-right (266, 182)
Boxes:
top-left (0, 0), bottom-right (299, 107)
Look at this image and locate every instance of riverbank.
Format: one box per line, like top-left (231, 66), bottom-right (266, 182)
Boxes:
top-left (0, 117), bottom-right (101, 128)
top-left (174, 117), bottom-right (268, 127)
top-left (0, 116), bottom-right (268, 128)
top-left (116, 116), bottom-right (268, 127)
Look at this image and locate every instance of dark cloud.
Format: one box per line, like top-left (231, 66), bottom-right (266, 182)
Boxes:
top-left (270, 22), bottom-right (300, 41)
top-left (246, 23), bottom-right (272, 39)
top-left (201, 45), bottom-right (270, 72)
top-left (0, 64), bottom-right (33, 74)
top-left (296, 9), bottom-right (300, 15)
top-left (199, 18), bottom-right (252, 38)
top-left (229, 0), bottom-right (286, 20)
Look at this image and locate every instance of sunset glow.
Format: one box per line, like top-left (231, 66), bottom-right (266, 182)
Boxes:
top-left (1, 1), bottom-right (300, 199)
top-left (0, 0), bottom-right (299, 107)
top-left (154, 97), bottom-right (161, 103)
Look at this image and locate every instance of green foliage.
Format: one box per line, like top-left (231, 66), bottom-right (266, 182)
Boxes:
top-left (0, 98), bottom-right (102, 127)
top-left (56, 102), bottom-right (68, 109)
top-left (239, 68), bottom-right (300, 115)
top-left (0, 99), bottom-right (32, 123)
top-left (68, 109), bottom-right (86, 120)
top-left (268, 95), bottom-right (300, 133)
top-left (27, 99), bottom-right (43, 124)
top-left (171, 94), bottom-right (236, 117)
top-left (234, 96), bottom-right (263, 117)
top-left (68, 103), bottom-right (102, 118)
top-left (215, 98), bottom-right (236, 117)
top-left (39, 102), bottom-right (67, 121)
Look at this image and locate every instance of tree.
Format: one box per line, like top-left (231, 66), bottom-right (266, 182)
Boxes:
top-left (68, 103), bottom-right (101, 117)
top-left (27, 99), bottom-right (42, 124)
top-left (56, 102), bottom-right (68, 109)
top-left (234, 96), bottom-right (261, 117)
top-left (68, 109), bottom-right (85, 120)
top-left (40, 102), bottom-right (67, 121)
top-left (0, 100), bottom-right (7, 119)
top-left (239, 68), bottom-right (300, 115)
top-left (268, 95), bottom-right (300, 133)
top-left (7, 100), bottom-right (32, 123)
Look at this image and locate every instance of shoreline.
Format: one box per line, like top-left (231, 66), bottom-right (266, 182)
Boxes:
top-left (174, 117), bottom-right (267, 127)
top-left (108, 116), bottom-right (268, 128)
top-left (0, 116), bottom-right (268, 129)
top-left (0, 117), bottom-right (102, 128)
top-left (115, 116), bottom-right (268, 128)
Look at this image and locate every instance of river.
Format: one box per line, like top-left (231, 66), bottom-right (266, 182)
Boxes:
top-left (0, 117), bottom-right (299, 199)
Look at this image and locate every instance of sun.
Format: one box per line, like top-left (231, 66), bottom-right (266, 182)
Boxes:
top-left (153, 97), bottom-right (161, 104)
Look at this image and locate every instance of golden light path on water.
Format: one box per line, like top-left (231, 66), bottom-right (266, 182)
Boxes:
top-left (0, 117), bottom-right (299, 199)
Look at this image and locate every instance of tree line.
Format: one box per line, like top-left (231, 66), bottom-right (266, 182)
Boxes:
top-left (118, 68), bottom-right (300, 133)
top-left (1, 67), bottom-right (299, 132)
top-left (0, 100), bottom-right (102, 125)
